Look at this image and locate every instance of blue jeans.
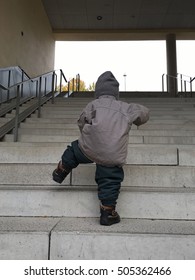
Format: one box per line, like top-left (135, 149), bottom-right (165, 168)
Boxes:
top-left (61, 140), bottom-right (124, 206)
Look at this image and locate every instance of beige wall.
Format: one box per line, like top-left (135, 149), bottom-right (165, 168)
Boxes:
top-left (0, 0), bottom-right (55, 77)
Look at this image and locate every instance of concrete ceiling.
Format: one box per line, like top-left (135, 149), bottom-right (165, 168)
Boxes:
top-left (41, 0), bottom-right (195, 40)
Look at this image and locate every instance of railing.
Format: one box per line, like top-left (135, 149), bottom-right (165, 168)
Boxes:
top-left (0, 69), bottom-right (67, 141)
top-left (0, 66), bottom-right (32, 103)
top-left (67, 74), bottom-right (80, 96)
top-left (177, 73), bottom-right (194, 93)
top-left (162, 73), bottom-right (195, 97)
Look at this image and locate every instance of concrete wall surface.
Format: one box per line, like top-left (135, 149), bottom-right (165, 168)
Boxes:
top-left (0, 0), bottom-right (55, 76)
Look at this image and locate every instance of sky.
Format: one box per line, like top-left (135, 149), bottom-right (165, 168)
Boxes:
top-left (55, 40), bottom-right (195, 91)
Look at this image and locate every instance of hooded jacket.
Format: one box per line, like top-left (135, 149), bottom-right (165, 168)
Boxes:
top-left (78, 71), bottom-right (149, 167)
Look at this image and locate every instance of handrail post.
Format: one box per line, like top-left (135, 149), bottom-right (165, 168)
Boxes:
top-left (21, 70), bottom-right (24, 98)
top-left (60, 70), bottom-right (62, 93)
top-left (38, 76), bottom-right (42, 118)
top-left (76, 74), bottom-right (80, 92)
top-left (45, 77), bottom-right (47, 96)
top-left (175, 78), bottom-right (178, 97)
top-left (162, 74), bottom-right (164, 92)
top-left (7, 70), bottom-right (11, 102)
top-left (72, 78), bottom-right (75, 92)
top-left (36, 80), bottom-right (38, 97)
top-left (184, 81), bottom-right (187, 92)
top-left (51, 71), bottom-right (55, 104)
top-left (14, 85), bottom-right (20, 142)
top-left (190, 77), bottom-right (193, 93)
top-left (55, 73), bottom-right (57, 92)
top-left (68, 81), bottom-right (70, 97)
top-left (180, 74), bottom-right (183, 92)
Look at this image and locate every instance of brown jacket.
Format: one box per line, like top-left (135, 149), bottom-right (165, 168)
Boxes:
top-left (78, 95), bottom-right (149, 167)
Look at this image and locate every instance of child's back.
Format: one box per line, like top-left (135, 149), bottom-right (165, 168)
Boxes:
top-left (78, 71), bottom-right (149, 167)
top-left (53, 71), bottom-right (150, 226)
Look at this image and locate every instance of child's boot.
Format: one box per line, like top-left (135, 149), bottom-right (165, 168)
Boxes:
top-left (100, 205), bottom-right (120, 226)
top-left (52, 161), bottom-right (71, 184)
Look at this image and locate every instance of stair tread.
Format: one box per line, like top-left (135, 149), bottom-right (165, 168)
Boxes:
top-left (0, 216), bottom-right (60, 232)
top-left (1, 216), bottom-right (195, 235)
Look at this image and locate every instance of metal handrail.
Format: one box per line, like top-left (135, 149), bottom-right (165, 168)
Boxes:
top-left (177, 73), bottom-right (193, 80)
top-left (66, 74), bottom-right (80, 97)
top-left (0, 69), bottom-right (67, 95)
top-left (162, 73), bottom-right (194, 97)
top-left (177, 73), bottom-right (194, 93)
top-left (0, 68), bottom-right (67, 141)
top-left (0, 66), bottom-right (34, 100)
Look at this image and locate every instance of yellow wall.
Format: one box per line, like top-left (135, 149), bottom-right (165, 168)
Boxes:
top-left (0, 0), bottom-right (55, 77)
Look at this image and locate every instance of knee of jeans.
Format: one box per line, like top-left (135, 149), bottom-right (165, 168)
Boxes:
top-left (95, 165), bottom-right (124, 184)
top-left (72, 141), bottom-right (92, 164)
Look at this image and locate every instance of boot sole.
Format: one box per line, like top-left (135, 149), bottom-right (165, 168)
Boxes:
top-left (52, 171), bottom-right (65, 184)
top-left (100, 217), bottom-right (120, 226)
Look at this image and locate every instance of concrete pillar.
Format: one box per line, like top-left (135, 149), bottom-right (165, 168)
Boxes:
top-left (166, 34), bottom-right (178, 96)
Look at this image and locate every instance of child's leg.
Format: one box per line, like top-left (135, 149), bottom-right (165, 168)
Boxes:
top-left (95, 165), bottom-right (124, 225)
top-left (61, 140), bottom-right (92, 168)
top-left (53, 140), bottom-right (92, 183)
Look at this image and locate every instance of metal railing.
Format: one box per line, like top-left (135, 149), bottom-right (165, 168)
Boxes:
top-left (0, 66), bottom-right (33, 103)
top-left (177, 73), bottom-right (194, 93)
top-left (67, 74), bottom-right (80, 96)
top-left (0, 69), bottom-right (67, 141)
top-left (162, 73), bottom-right (195, 97)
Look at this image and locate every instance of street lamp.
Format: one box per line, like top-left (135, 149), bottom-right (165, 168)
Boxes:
top-left (123, 74), bottom-right (127, 91)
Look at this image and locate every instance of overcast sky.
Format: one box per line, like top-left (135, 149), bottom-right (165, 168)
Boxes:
top-left (55, 40), bottom-right (195, 91)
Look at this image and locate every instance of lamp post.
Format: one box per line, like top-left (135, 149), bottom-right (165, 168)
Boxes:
top-left (123, 74), bottom-right (127, 91)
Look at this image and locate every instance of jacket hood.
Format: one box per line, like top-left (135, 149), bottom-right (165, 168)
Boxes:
top-left (95, 71), bottom-right (119, 100)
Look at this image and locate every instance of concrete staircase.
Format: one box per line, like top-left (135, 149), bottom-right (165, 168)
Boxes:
top-left (1, 95), bottom-right (195, 260)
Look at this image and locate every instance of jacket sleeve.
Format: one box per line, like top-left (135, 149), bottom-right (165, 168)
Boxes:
top-left (128, 103), bottom-right (150, 126)
top-left (77, 102), bottom-right (94, 132)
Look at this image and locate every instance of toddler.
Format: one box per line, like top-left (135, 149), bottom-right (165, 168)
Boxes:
top-left (52, 71), bottom-right (149, 226)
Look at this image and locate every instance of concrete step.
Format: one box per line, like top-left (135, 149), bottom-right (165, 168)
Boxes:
top-left (0, 118), bottom-right (12, 127)
top-left (14, 126), bottom-right (195, 136)
top-left (73, 164), bottom-right (195, 188)
top-left (0, 145), bottom-right (179, 165)
top-left (25, 117), bottom-right (78, 124)
top-left (30, 114), bottom-right (195, 122)
top-left (138, 123), bottom-right (195, 130)
top-left (44, 100), bottom-right (195, 106)
top-left (0, 185), bottom-right (195, 219)
top-left (1, 217), bottom-right (195, 259)
top-left (50, 217), bottom-right (195, 260)
top-left (0, 117), bottom-right (12, 122)
top-left (0, 141), bottom-right (195, 149)
top-left (28, 113), bottom-right (81, 119)
top-left (143, 136), bottom-right (195, 144)
top-left (17, 128), bottom-right (79, 136)
top-left (20, 122), bottom-right (79, 129)
top-left (53, 97), bottom-right (195, 103)
top-left (29, 111), bottom-right (195, 119)
top-left (0, 217), bottom-right (60, 260)
top-left (38, 109), bottom-right (82, 115)
top-left (3, 134), bottom-right (78, 143)
top-left (4, 133), bottom-right (195, 144)
top-left (54, 99), bottom-right (191, 106)
top-left (23, 116), bottom-right (195, 125)
top-left (24, 112), bottom-right (195, 121)
top-left (45, 103), bottom-right (195, 108)
top-left (0, 143), bottom-right (193, 165)
top-left (40, 106), bottom-right (195, 113)
top-left (19, 122), bottom-right (195, 131)
top-left (0, 163), bottom-right (194, 187)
